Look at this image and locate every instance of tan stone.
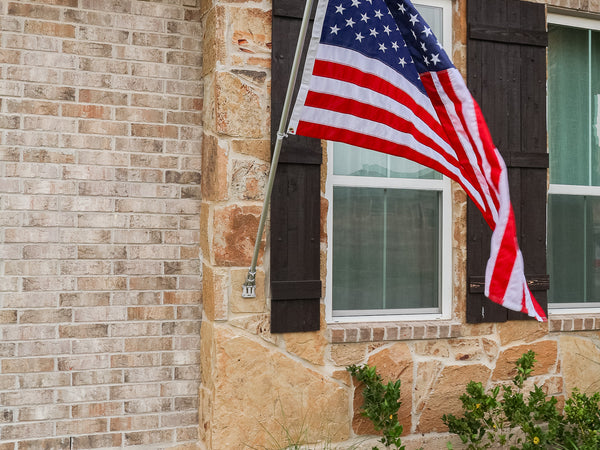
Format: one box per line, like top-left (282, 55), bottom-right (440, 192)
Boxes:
top-left (497, 320), bottom-right (549, 346)
top-left (215, 70), bottom-right (268, 138)
top-left (482, 337), bottom-right (500, 362)
top-left (417, 364), bottom-right (491, 433)
top-left (284, 305), bottom-right (327, 366)
top-left (229, 313), bottom-right (278, 346)
top-left (414, 360), bottom-right (444, 414)
top-left (229, 268), bottom-right (266, 314)
top-left (330, 343), bottom-right (368, 366)
top-left (352, 344), bottom-right (413, 436)
top-left (201, 133), bottom-right (228, 202)
top-left (202, 6), bottom-right (226, 76)
top-left (230, 157), bottom-right (268, 201)
top-left (560, 335), bottom-right (600, 395)
top-left (202, 263), bottom-right (228, 321)
top-left (492, 340), bottom-right (557, 382)
top-left (207, 324), bottom-right (350, 448)
top-left (230, 8), bottom-right (271, 57)
top-left (213, 204), bottom-right (264, 267)
top-left (449, 338), bottom-right (486, 362)
top-left (413, 340), bottom-right (450, 358)
top-left (231, 139), bottom-right (270, 162)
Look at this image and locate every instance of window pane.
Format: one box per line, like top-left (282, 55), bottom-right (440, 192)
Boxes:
top-left (592, 30), bottom-right (600, 185)
top-left (333, 143), bottom-right (387, 177)
top-left (332, 187), bottom-right (384, 310)
top-left (332, 187), bottom-right (440, 312)
top-left (548, 25), bottom-right (590, 186)
top-left (385, 189), bottom-right (439, 308)
top-left (548, 195), bottom-right (600, 303)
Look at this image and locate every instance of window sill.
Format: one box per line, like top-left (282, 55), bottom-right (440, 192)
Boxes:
top-left (549, 314), bottom-right (600, 332)
top-left (327, 320), bottom-right (462, 343)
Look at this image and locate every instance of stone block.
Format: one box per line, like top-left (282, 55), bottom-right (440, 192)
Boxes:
top-left (231, 157), bottom-right (268, 201)
top-left (497, 320), bottom-right (549, 346)
top-left (214, 70), bottom-right (268, 138)
top-left (205, 324), bottom-right (350, 448)
top-left (202, 6), bottom-right (226, 76)
top-left (201, 133), bottom-right (228, 202)
top-left (417, 364), bottom-right (491, 433)
top-left (231, 139), bottom-right (270, 162)
top-left (213, 204), bottom-right (264, 267)
top-left (560, 335), bottom-right (600, 395)
top-left (202, 263), bottom-right (228, 321)
top-left (492, 340), bottom-right (557, 381)
top-left (230, 268), bottom-right (266, 314)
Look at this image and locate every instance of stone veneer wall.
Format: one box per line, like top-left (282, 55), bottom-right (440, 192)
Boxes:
top-left (0, 1), bottom-right (202, 448)
top-left (199, 0), bottom-right (600, 448)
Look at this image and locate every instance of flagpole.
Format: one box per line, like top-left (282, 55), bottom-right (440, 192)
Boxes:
top-left (242, 0), bottom-right (315, 298)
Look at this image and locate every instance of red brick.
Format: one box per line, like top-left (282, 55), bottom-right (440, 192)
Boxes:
top-left (24, 20), bottom-right (75, 37)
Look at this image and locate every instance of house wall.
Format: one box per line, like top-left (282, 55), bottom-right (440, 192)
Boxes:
top-left (0, 1), bottom-right (203, 448)
top-left (199, 0), bottom-right (600, 448)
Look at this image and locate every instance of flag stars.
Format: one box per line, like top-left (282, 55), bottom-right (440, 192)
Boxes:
top-left (383, 25), bottom-right (392, 35)
top-left (423, 55), bottom-right (430, 65)
top-left (374, 9), bottom-right (383, 19)
top-left (351, 0), bottom-right (361, 7)
top-left (378, 42), bottom-right (387, 52)
top-left (335, 4), bottom-right (345, 14)
top-left (397, 3), bottom-right (406, 13)
top-left (330, 24), bottom-right (340, 34)
top-left (420, 41), bottom-right (427, 51)
top-left (409, 13), bottom-right (419, 25)
top-left (369, 27), bottom-right (379, 37)
top-left (398, 57), bottom-right (407, 67)
top-left (391, 41), bottom-right (399, 51)
top-left (422, 26), bottom-right (432, 37)
top-left (360, 13), bottom-right (370, 22)
top-left (345, 17), bottom-right (355, 27)
top-left (431, 53), bottom-right (440, 65)
top-left (355, 32), bottom-right (364, 42)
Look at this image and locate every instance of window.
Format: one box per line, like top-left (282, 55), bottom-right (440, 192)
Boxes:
top-left (548, 14), bottom-right (600, 312)
top-left (325, 0), bottom-right (453, 322)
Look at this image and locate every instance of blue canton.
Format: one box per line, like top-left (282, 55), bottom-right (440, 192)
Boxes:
top-left (320, 0), bottom-right (453, 93)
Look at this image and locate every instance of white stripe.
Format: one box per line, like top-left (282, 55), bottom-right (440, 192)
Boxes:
top-left (289, 0), bottom-right (330, 132)
top-left (307, 75), bottom-right (458, 160)
top-left (299, 106), bottom-right (486, 207)
top-left (430, 70), bottom-right (499, 220)
top-left (314, 45), bottom-right (438, 117)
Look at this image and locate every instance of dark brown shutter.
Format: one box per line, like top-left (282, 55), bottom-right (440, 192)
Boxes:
top-left (270, 0), bottom-right (322, 333)
top-left (466, 0), bottom-right (548, 323)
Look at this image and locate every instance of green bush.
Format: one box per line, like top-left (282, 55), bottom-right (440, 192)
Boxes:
top-left (347, 364), bottom-right (405, 450)
top-left (443, 350), bottom-right (600, 450)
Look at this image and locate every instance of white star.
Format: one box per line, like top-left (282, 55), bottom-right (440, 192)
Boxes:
top-left (374, 9), bottom-right (383, 19)
top-left (421, 42), bottom-right (427, 51)
top-left (355, 32), bottom-right (364, 42)
top-left (330, 24), bottom-right (340, 34)
top-left (391, 41), bottom-right (399, 51)
top-left (360, 13), bottom-right (370, 22)
top-left (345, 17), bottom-right (355, 27)
top-left (424, 56), bottom-right (430, 65)
top-left (369, 27), bottom-right (379, 37)
top-left (383, 25), bottom-right (392, 35)
top-left (422, 26), bottom-right (432, 37)
top-left (411, 30), bottom-right (416, 39)
top-left (409, 13), bottom-right (419, 25)
top-left (335, 4), bottom-right (345, 14)
top-left (430, 53), bottom-right (440, 65)
top-left (365, 0), bottom-right (372, 3)
top-left (351, 0), bottom-right (361, 7)
top-left (399, 57), bottom-right (407, 67)
top-left (398, 3), bottom-right (406, 13)
top-left (378, 43), bottom-right (387, 52)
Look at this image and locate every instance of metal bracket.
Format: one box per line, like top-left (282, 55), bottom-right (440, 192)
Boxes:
top-left (242, 269), bottom-right (257, 298)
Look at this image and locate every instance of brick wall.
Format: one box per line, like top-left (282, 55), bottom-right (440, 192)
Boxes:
top-left (0, 1), bottom-right (202, 448)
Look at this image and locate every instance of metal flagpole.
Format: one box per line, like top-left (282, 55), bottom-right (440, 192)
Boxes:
top-left (242, 0), bottom-right (316, 298)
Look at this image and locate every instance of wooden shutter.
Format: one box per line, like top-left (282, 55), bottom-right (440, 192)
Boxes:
top-left (466, 0), bottom-right (549, 323)
top-left (270, 0), bottom-right (322, 333)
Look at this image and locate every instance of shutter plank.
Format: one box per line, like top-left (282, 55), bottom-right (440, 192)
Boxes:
top-left (467, 0), bottom-right (548, 323)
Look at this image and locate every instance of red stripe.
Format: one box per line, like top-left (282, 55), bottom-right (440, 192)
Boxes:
top-left (312, 60), bottom-right (448, 138)
top-left (420, 72), bottom-right (496, 226)
top-left (303, 91), bottom-right (460, 167)
top-left (488, 207), bottom-right (519, 302)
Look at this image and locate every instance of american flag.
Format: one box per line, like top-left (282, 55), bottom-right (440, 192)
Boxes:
top-left (288, 0), bottom-right (547, 321)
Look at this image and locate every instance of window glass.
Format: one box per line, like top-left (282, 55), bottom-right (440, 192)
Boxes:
top-left (328, 1), bottom-right (449, 319)
top-left (548, 22), bottom-right (600, 308)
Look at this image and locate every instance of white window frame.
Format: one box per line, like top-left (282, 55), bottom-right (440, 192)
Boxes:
top-left (547, 12), bottom-right (600, 315)
top-left (325, 0), bottom-right (453, 323)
